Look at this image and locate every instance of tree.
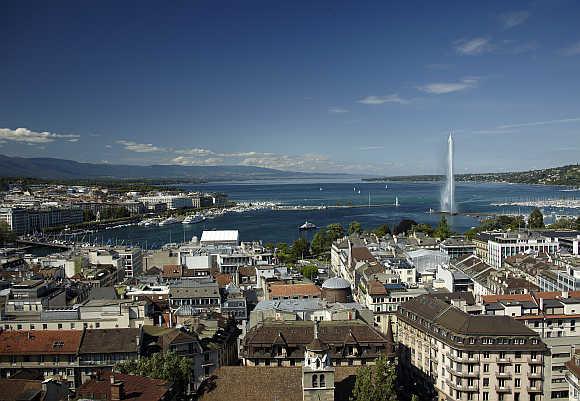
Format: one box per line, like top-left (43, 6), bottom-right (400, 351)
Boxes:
top-left (433, 216), bottom-right (452, 240)
top-left (291, 237), bottom-right (310, 261)
top-left (301, 265), bottom-right (318, 280)
top-left (393, 219), bottom-right (417, 235)
top-left (528, 208), bottom-right (544, 229)
top-left (326, 223), bottom-right (345, 241)
top-left (348, 221), bottom-right (363, 235)
top-left (310, 231), bottom-right (329, 256)
top-left (351, 355), bottom-right (398, 401)
top-left (412, 223), bottom-right (433, 236)
top-left (0, 221), bottom-right (16, 245)
top-left (83, 209), bottom-right (96, 222)
top-left (373, 224), bottom-right (391, 238)
top-left (549, 218), bottom-right (575, 230)
top-left (115, 352), bottom-right (192, 397)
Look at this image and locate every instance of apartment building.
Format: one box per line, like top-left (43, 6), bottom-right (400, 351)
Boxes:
top-left (476, 231), bottom-right (559, 268)
top-left (483, 291), bottom-right (580, 401)
top-left (398, 294), bottom-right (547, 401)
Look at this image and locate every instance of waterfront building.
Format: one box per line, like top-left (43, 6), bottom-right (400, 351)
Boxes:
top-left (199, 230), bottom-right (239, 246)
top-left (138, 194), bottom-right (194, 210)
top-left (0, 206), bottom-right (83, 235)
top-left (398, 294), bottom-right (547, 401)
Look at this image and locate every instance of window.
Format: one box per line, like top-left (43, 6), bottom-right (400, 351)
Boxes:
top-left (312, 375), bottom-right (318, 388)
top-left (483, 364), bottom-right (489, 373)
top-left (320, 374), bottom-right (325, 387)
top-left (483, 378), bottom-right (489, 387)
top-left (483, 392), bottom-right (489, 401)
top-left (515, 364), bottom-right (521, 373)
top-left (515, 378), bottom-right (520, 387)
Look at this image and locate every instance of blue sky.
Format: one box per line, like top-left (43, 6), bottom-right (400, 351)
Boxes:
top-left (1, 0), bottom-right (579, 175)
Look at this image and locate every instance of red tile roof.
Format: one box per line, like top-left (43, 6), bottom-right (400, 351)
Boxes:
top-left (77, 372), bottom-right (171, 401)
top-left (268, 283), bottom-right (321, 298)
top-left (0, 330), bottom-right (83, 355)
top-left (162, 264), bottom-right (182, 278)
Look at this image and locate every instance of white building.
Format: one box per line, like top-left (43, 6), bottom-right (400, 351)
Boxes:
top-left (200, 230), bottom-right (239, 246)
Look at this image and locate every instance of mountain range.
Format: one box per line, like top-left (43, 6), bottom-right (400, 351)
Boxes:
top-left (0, 154), bottom-right (348, 181)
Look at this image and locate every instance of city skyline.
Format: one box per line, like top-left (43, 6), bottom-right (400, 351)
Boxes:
top-left (1, 0), bottom-right (579, 175)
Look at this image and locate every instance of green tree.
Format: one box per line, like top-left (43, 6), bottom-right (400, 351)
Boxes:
top-left (115, 352), bottom-right (192, 397)
top-left (549, 218), bottom-right (575, 230)
top-left (301, 265), bottom-right (318, 280)
top-left (351, 355), bottom-right (398, 401)
top-left (310, 231), bottom-right (329, 256)
top-left (326, 223), bottom-right (345, 241)
top-left (0, 221), bottom-right (16, 245)
top-left (348, 221), bottom-right (363, 235)
top-left (291, 237), bottom-right (310, 261)
top-left (434, 216), bottom-right (452, 240)
top-left (393, 219), bottom-right (417, 235)
top-left (411, 395), bottom-right (420, 401)
top-left (83, 209), bottom-right (96, 222)
top-left (528, 208), bottom-right (544, 229)
top-left (373, 224), bottom-right (391, 238)
top-left (412, 223), bottom-right (434, 236)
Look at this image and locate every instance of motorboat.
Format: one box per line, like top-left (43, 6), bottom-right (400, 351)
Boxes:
top-left (182, 213), bottom-right (205, 224)
top-left (299, 221), bottom-right (317, 230)
top-left (159, 217), bottom-right (179, 226)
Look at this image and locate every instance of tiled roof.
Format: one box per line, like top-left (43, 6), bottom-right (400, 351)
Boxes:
top-left (367, 279), bottom-right (387, 295)
top-left (77, 372), bottom-right (170, 401)
top-left (268, 283), bottom-right (321, 298)
top-left (0, 330), bottom-right (82, 355)
top-left (162, 264), bottom-right (182, 278)
top-left (198, 366), bottom-right (360, 401)
top-left (0, 379), bottom-right (42, 401)
top-left (79, 329), bottom-right (141, 354)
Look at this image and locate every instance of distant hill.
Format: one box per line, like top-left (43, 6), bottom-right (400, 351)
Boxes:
top-left (363, 164), bottom-right (580, 186)
top-left (0, 154), bottom-right (349, 181)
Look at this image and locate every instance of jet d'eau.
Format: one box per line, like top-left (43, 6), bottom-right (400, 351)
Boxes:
top-left (441, 132), bottom-right (456, 214)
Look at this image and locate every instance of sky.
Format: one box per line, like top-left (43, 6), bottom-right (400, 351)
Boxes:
top-left (0, 0), bottom-right (579, 176)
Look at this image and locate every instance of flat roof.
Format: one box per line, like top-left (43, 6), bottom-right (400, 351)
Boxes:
top-left (201, 230), bottom-right (239, 242)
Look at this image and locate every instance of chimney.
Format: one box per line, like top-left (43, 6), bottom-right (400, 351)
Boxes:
top-left (110, 376), bottom-right (125, 401)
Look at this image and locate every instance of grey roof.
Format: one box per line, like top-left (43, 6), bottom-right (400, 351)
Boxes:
top-left (322, 277), bottom-right (351, 289)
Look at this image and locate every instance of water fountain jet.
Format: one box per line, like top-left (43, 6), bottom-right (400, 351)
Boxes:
top-left (441, 132), bottom-right (456, 214)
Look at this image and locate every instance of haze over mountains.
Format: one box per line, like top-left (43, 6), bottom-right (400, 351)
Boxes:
top-left (0, 154), bottom-right (351, 181)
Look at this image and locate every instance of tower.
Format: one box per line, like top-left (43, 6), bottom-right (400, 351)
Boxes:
top-left (302, 322), bottom-right (335, 401)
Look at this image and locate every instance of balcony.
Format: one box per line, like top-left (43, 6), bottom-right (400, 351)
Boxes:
top-left (446, 352), bottom-right (479, 364)
top-left (446, 380), bottom-right (479, 392)
top-left (447, 366), bottom-right (479, 378)
top-left (496, 371), bottom-right (512, 379)
top-left (497, 356), bottom-right (512, 364)
top-left (528, 371), bottom-right (542, 379)
top-left (495, 385), bottom-right (512, 393)
top-left (527, 385), bottom-right (543, 392)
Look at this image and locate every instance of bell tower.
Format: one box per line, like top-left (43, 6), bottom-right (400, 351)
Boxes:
top-left (302, 322), bottom-right (335, 401)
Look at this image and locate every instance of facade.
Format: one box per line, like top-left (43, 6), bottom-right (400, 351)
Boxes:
top-left (0, 206), bottom-right (83, 234)
top-left (477, 231), bottom-right (560, 268)
top-left (138, 195), bottom-right (194, 210)
top-left (439, 238), bottom-right (476, 259)
top-left (241, 320), bottom-right (391, 367)
top-left (398, 294), bottom-right (547, 401)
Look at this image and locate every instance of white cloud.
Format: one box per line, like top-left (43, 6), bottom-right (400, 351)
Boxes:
top-left (328, 107), bottom-right (349, 113)
top-left (499, 11), bottom-right (530, 29)
top-left (560, 41), bottom-right (580, 56)
top-left (116, 140), bottom-right (166, 153)
top-left (357, 94), bottom-right (410, 105)
top-left (454, 37), bottom-right (492, 55)
top-left (171, 156), bottom-right (225, 165)
top-left (417, 78), bottom-right (478, 94)
top-left (0, 127), bottom-right (80, 144)
top-left (498, 117), bottom-right (580, 129)
top-left (358, 146), bottom-right (385, 151)
top-left (174, 147), bottom-right (215, 156)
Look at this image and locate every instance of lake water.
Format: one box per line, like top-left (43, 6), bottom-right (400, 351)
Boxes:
top-left (86, 180), bottom-right (577, 248)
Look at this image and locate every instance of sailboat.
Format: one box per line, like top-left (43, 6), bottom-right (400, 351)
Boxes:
top-left (385, 184), bottom-right (388, 190)
top-left (394, 196), bottom-right (400, 207)
top-left (358, 190), bottom-right (361, 194)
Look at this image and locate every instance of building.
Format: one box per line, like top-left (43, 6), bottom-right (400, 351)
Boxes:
top-left (398, 294), bottom-right (547, 401)
top-left (138, 195), bottom-right (194, 210)
top-left (477, 231), bottom-right (560, 268)
top-left (482, 291), bottom-right (580, 401)
top-left (266, 283), bottom-right (321, 301)
top-left (241, 320), bottom-right (391, 367)
top-left (200, 230), bottom-right (239, 246)
top-left (0, 206), bottom-right (83, 235)
top-left (77, 372), bottom-right (174, 401)
top-left (439, 238), bottom-right (476, 259)
top-left (565, 351), bottom-right (580, 401)
top-left (115, 247), bottom-right (143, 278)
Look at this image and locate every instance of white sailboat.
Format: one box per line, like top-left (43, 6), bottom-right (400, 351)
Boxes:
top-left (394, 196), bottom-right (400, 207)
